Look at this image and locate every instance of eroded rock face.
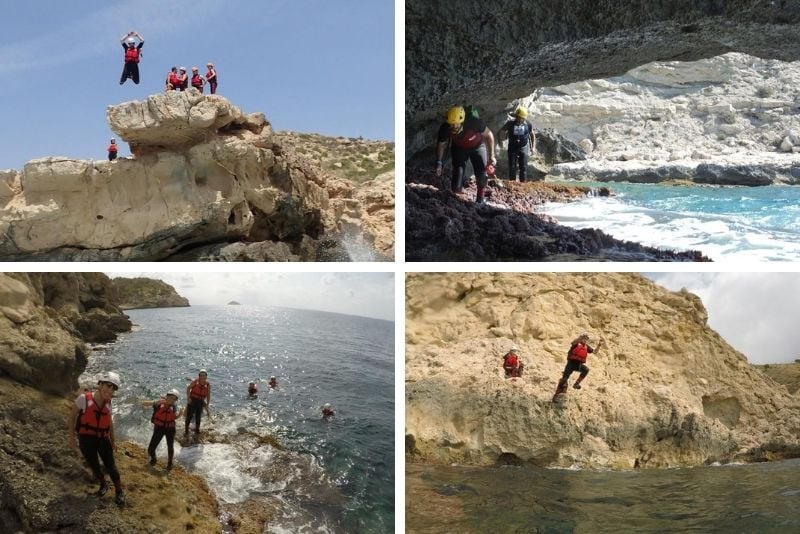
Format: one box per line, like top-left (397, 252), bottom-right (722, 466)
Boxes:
top-left (111, 277), bottom-right (190, 310)
top-left (405, 273), bottom-right (800, 469)
top-left (406, 1), bottom-right (800, 158)
top-left (0, 92), bottom-right (392, 261)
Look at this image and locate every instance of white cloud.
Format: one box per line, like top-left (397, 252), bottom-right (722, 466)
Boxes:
top-left (646, 273), bottom-right (800, 364)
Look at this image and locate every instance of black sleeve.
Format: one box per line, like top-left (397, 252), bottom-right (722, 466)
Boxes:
top-left (527, 120), bottom-right (534, 132)
top-left (121, 42), bottom-right (127, 50)
top-left (436, 123), bottom-right (450, 143)
top-left (137, 42), bottom-right (144, 50)
top-left (587, 346), bottom-right (595, 353)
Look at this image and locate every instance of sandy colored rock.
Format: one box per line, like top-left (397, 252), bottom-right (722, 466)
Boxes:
top-left (406, 273), bottom-right (800, 469)
top-left (111, 277), bottom-right (189, 310)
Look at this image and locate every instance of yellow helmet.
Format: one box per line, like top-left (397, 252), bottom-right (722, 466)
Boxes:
top-left (515, 106), bottom-right (528, 118)
top-left (446, 106), bottom-right (465, 125)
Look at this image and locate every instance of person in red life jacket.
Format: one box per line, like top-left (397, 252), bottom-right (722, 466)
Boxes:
top-left (434, 105), bottom-right (496, 203)
top-left (205, 62), bottom-right (218, 94)
top-left (499, 106), bottom-right (536, 182)
top-left (322, 403), bottom-right (335, 417)
top-left (165, 66), bottom-right (180, 91)
top-left (502, 346), bottom-right (524, 378)
top-left (268, 376), bottom-right (278, 388)
top-left (107, 138), bottom-right (118, 161)
top-left (553, 333), bottom-right (604, 401)
top-left (178, 67), bottom-right (189, 91)
top-left (119, 31), bottom-right (144, 85)
top-left (142, 389), bottom-right (184, 470)
top-left (190, 66), bottom-right (205, 93)
top-left (68, 372), bottom-right (126, 506)
top-left (185, 369), bottom-right (212, 434)
top-left (247, 381), bottom-right (258, 396)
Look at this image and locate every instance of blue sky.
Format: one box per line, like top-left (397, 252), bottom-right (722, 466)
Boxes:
top-left (110, 272), bottom-right (395, 321)
top-left (0, 0), bottom-right (394, 169)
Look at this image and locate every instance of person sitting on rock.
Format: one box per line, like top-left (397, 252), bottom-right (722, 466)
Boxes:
top-left (502, 346), bottom-right (524, 378)
top-left (268, 376), bottom-right (278, 388)
top-left (165, 66), bottom-right (180, 91)
top-left (205, 62), bottom-right (218, 94)
top-left (68, 372), bottom-right (126, 506)
top-left (322, 403), bottom-right (335, 417)
top-left (119, 31), bottom-right (144, 85)
top-left (141, 389), bottom-right (184, 470)
top-left (248, 381), bottom-right (258, 396)
top-left (190, 67), bottom-right (205, 93)
top-left (553, 333), bottom-right (604, 401)
top-left (107, 139), bottom-right (118, 161)
top-left (185, 369), bottom-right (211, 434)
top-left (499, 106), bottom-right (536, 182)
top-left (434, 105), bottom-right (496, 203)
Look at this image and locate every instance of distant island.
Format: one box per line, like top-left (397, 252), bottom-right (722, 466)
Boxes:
top-left (112, 278), bottom-right (190, 310)
top-left (228, 301), bottom-right (241, 305)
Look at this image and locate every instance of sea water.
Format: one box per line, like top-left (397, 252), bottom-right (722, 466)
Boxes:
top-left (407, 460), bottom-right (800, 533)
top-left (83, 306), bottom-right (394, 533)
top-left (538, 182), bottom-right (800, 261)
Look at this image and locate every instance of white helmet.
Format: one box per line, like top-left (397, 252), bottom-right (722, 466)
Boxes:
top-left (180, 66), bottom-right (186, 72)
top-left (323, 403), bottom-right (331, 409)
top-left (199, 369), bottom-right (208, 376)
top-left (270, 376), bottom-right (276, 380)
top-left (98, 371), bottom-right (121, 389)
top-left (126, 37), bottom-right (136, 46)
top-left (166, 389), bottom-right (180, 399)
top-left (510, 346), bottom-right (519, 353)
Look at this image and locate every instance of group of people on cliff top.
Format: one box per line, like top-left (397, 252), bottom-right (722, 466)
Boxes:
top-left (118, 30), bottom-right (219, 93)
top-left (434, 104), bottom-right (537, 203)
top-left (68, 369), bottom-right (335, 508)
top-left (501, 333), bottom-right (604, 402)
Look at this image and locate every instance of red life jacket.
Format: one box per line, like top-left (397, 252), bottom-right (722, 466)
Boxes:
top-left (107, 144), bottom-right (118, 153)
top-left (322, 408), bottom-right (335, 416)
top-left (504, 353), bottom-right (519, 367)
top-left (205, 69), bottom-right (216, 82)
top-left (151, 402), bottom-right (177, 428)
top-left (124, 47), bottom-right (140, 63)
top-left (191, 74), bottom-right (203, 89)
top-left (168, 73), bottom-right (181, 87)
top-left (77, 391), bottom-right (112, 437)
top-left (190, 380), bottom-right (209, 401)
top-left (569, 343), bottom-right (589, 363)
top-left (450, 127), bottom-right (483, 150)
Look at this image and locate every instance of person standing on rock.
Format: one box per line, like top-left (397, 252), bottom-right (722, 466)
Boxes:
top-left (142, 389), bottom-right (183, 470)
top-left (503, 346), bottom-right (524, 378)
top-left (166, 66), bottom-right (180, 91)
top-left (190, 67), bottom-right (205, 93)
top-left (178, 67), bottom-right (189, 91)
top-left (185, 369), bottom-right (211, 435)
top-left (434, 105), bottom-right (497, 203)
top-left (68, 372), bottom-right (127, 506)
top-left (205, 63), bottom-right (218, 94)
top-left (553, 333), bottom-right (604, 401)
top-left (119, 31), bottom-right (144, 85)
top-left (107, 139), bottom-right (118, 161)
top-left (499, 106), bottom-right (536, 182)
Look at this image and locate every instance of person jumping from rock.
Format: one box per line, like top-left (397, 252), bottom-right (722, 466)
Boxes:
top-left (434, 105), bottom-right (496, 203)
top-left (119, 31), bottom-right (144, 85)
top-left (499, 106), bottom-right (536, 182)
top-left (502, 346), bottom-right (524, 378)
top-left (553, 333), bottom-right (604, 401)
top-left (185, 369), bottom-right (211, 434)
top-left (68, 372), bottom-right (127, 506)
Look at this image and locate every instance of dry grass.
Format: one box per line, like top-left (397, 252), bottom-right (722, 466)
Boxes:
top-left (754, 362), bottom-right (800, 394)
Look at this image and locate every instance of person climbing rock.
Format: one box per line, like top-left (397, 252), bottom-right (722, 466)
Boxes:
top-left (322, 403), bottom-right (335, 417)
top-left (553, 333), bottom-right (604, 401)
top-left (68, 372), bottom-right (127, 506)
top-left (499, 106), bottom-right (536, 182)
top-left (205, 63), bottom-right (218, 94)
top-left (502, 346), bottom-right (524, 378)
top-left (142, 389), bottom-right (183, 470)
top-left (107, 139), bottom-right (118, 161)
top-left (247, 381), bottom-right (258, 396)
top-left (119, 31), bottom-right (144, 85)
top-left (165, 66), bottom-right (180, 91)
top-left (190, 67), bottom-right (205, 93)
top-left (434, 105), bottom-right (496, 203)
top-left (185, 369), bottom-right (211, 434)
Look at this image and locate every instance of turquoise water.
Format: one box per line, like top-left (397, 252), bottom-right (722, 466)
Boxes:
top-left (539, 182), bottom-right (800, 261)
top-left (407, 460), bottom-right (800, 533)
top-left (83, 306), bottom-right (394, 533)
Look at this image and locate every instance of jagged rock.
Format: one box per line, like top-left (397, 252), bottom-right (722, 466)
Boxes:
top-left (110, 277), bottom-right (189, 310)
top-left (405, 273), bottom-right (800, 469)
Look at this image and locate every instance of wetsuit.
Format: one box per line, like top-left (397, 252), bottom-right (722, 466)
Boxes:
top-left (75, 393), bottom-right (122, 491)
top-left (503, 118), bottom-right (534, 181)
top-left (185, 380), bottom-right (209, 433)
top-left (148, 402), bottom-right (177, 467)
top-left (206, 69), bottom-right (217, 94)
top-left (555, 342), bottom-right (594, 396)
top-left (437, 115), bottom-right (489, 197)
top-left (191, 74), bottom-right (204, 93)
top-left (503, 353), bottom-right (524, 377)
top-left (108, 144), bottom-right (118, 161)
top-left (120, 42), bottom-right (144, 85)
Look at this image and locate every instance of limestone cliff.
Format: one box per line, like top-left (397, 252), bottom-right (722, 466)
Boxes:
top-left (405, 273), bottom-right (800, 469)
top-left (0, 91), bottom-right (394, 261)
top-left (0, 273), bottom-right (221, 532)
top-left (111, 277), bottom-right (190, 310)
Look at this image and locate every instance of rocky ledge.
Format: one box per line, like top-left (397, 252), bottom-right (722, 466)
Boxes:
top-left (0, 91), bottom-right (393, 261)
top-left (110, 277), bottom-right (190, 310)
top-left (405, 273), bottom-right (800, 469)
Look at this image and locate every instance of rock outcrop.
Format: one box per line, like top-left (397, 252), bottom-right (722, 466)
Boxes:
top-left (0, 91), bottom-right (393, 261)
top-left (406, 273), bottom-right (800, 469)
top-left (111, 277), bottom-right (190, 310)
